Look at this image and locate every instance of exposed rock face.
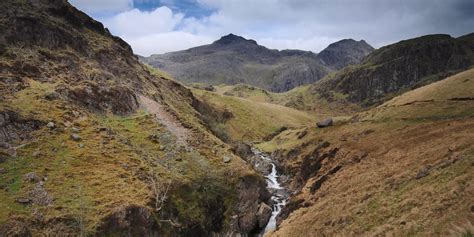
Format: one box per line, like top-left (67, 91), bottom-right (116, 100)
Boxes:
top-left (65, 85), bottom-right (139, 115)
top-left (141, 34), bottom-right (373, 92)
top-left (316, 34), bottom-right (474, 105)
top-left (318, 39), bottom-right (374, 70)
top-left (0, 111), bottom-right (43, 143)
top-left (256, 203), bottom-right (272, 228)
top-left (234, 175), bottom-right (271, 234)
top-left (97, 205), bottom-right (154, 236)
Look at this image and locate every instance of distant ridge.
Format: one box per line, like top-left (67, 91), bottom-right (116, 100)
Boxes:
top-left (141, 34), bottom-right (374, 92)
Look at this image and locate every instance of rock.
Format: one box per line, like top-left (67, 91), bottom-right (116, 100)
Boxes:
top-left (415, 166), bottom-right (431, 179)
top-left (46, 122), bottom-right (55, 129)
top-left (78, 143), bottom-right (84, 148)
top-left (15, 198), bottom-right (31, 204)
top-left (70, 133), bottom-right (81, 141)
top-left (71, 127), bottom-right (80, 133)
top-left (32, 150), bottom-right (41, 158)
top-left (297, 130), bottom-right (308, 139)
top-left (28, 183), bottom-right (53, 206)
top-left (223, 156), bottom-right (231, 163)
top-left (44, 92), bottom-right (60, 100)
top-left (317, 118), bottom-right (333, 128)
top-left (24, 172), bottom-right (42, 182)
top-left (256, 203), bottom-right (272, 228)
top-left (0, 168), bottom-right (6, 174)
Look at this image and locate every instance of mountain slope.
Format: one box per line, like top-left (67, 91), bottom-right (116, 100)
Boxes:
top-left (315, 33), bottom-right (474, 106)
top-left (258, 69), bottom-right (474, 236)
top-left (141, 34), bottom-right (373, 92)
top-left (0, 1), bottom-right (272, 236)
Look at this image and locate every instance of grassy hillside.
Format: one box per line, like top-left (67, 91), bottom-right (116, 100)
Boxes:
top-left (0, 1), bottom-right (269, 235)
top-left (257, 69), bottom-right (474, 236)
top-left (192, 88), bottom-right (316, 142)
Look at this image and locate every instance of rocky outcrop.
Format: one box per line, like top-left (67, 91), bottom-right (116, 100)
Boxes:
top-left (64, 84), bottom-right (139, 115)
top-left (233, 175), bottom-right (271, 234)
top-left (0, 110), bottom-right (43, 143)
top-left (316, 33), bottom-right (474, 105)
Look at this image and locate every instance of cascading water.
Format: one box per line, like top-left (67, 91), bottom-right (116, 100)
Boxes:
top-left (252, 149), bottom-right (289, 235)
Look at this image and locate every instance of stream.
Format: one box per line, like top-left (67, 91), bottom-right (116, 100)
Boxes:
top-left (251, 148), bottom-right (289, 235)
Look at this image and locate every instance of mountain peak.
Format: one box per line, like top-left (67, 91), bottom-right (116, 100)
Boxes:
top-left (213, 33), bottom-right (257, 45)
top-left (317, 38), bottom-right (374, 70)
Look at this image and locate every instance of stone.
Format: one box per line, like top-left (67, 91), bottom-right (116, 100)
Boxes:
top-left (24, 172), bottom-right (42, 182)
top-left (256, 203), bottom-right (272, 228)
top-left (78, 143), bottom-right (84, 148)
top-left (415, 166), bottom-right (431, 179)
top-left (0, 168), bottom-right (6, 174)
top-left (16, 198), bottom-right (31, 204)
top-left (44, 92), bottom-right (60, 100)
top-left (71, 127), bottom-right (80, 133)
top-left (46, 122), bottom-right (55, 129)
top-left (32, 149), bottom-right (41, 157)
top-left (317, 118), bottom-right (333, 128)
top-left (71, 133), bottom-right (81, 141)
top-left (223, 156), bottom-right (231, 163)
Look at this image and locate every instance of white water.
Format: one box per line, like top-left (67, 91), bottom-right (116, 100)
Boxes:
top-left (254, 151), bottom-right (289, 234)
top-left (263, 163), bottom-right (287, 233)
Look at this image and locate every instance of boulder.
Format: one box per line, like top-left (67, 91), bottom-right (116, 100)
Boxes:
top-left (24, 172), bottom-right (42, 183)
top-left (70, 133), bottom-right (81, 141)
top-left (15, 198), bottom-right (31, 204)
top-left (256, 203), bottom-right (272, 228)
top-left (46, 122), bottom-right (55, 129)
top-left (317, 118), bottom-right (333, 128)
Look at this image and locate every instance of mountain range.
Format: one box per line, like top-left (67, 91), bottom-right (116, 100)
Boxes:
top-left (1, 0), bottom-right (473, 236)
top-left (141, 34), bottom-right (374, 92)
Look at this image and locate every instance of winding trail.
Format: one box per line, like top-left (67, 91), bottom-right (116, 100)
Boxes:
top-left (139, 95), bottom-right (188, 145)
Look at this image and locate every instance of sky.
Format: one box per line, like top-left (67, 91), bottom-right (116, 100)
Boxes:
top-left (69, 0), bottom-right (474, 56)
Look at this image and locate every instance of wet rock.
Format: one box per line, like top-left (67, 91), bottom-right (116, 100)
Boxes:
top-left (317, 118), bottom-right (333, 128)
top-left (24, 172), bottom-right (42, 183)
top-left (223, 156), bottom-right (231, 163)
top-left (46, 122), bottom-right (55, 129)
top-left (70, 133), bottom-right (81, 141)
top-left (256, 203), bottom-right (272, 228)
top-left (235, 175), bottom-right (271, 233)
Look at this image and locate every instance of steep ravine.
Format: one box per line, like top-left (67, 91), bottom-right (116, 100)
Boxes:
top-left (235, 145), bottom-right (291, 236)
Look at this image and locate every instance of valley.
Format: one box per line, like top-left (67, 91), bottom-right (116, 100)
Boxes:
top-left (0, 0), bottom-right (473, 236)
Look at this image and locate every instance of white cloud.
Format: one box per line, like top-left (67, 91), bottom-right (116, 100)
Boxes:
top-left (124, 32), bottom-right (213, 55)
top-left (69, 0), bottom-right (474, 55)
top-left (103, 7), bottom-right (184, 37)
top-left (69, 0), bottom-right (132, 13)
